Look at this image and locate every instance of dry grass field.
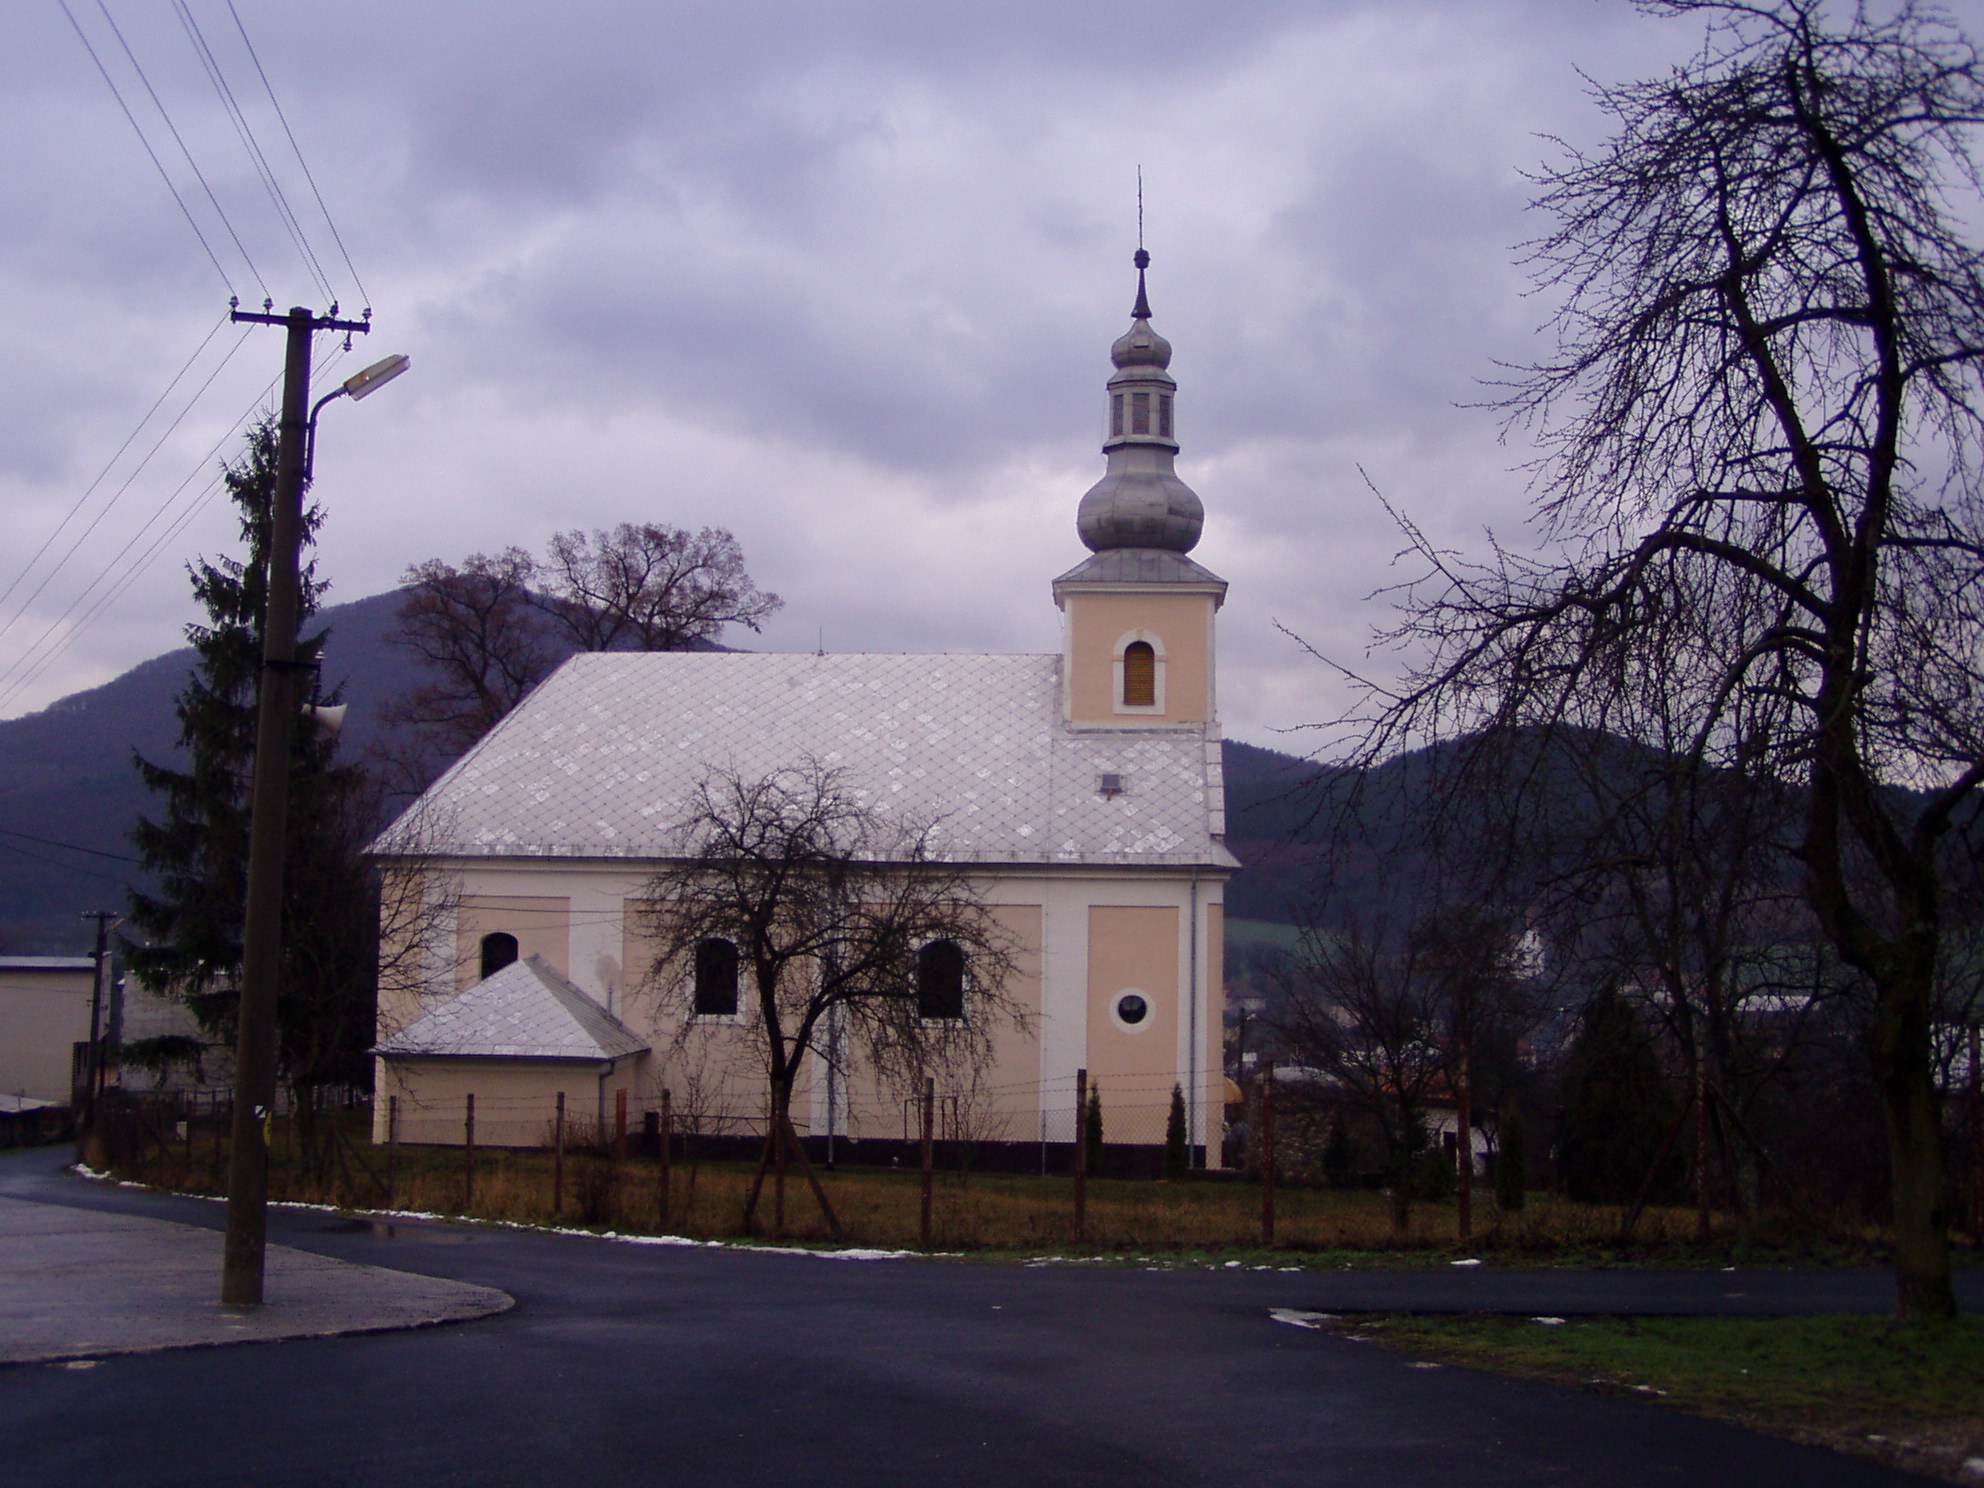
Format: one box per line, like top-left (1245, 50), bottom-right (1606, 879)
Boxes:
top-left (92, 1112), bottom-right (1924, 1265)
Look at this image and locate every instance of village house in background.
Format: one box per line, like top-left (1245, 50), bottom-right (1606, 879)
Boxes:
top-left (0, 955), bottom-right (96, 1137)
top-left (369, 255), bottom-right (1237, 1164)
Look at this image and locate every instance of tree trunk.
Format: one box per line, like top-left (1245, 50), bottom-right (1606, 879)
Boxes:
top-left (1873, 960), bottom-right (1955, 1319)
top-left (772, 1080), bottom-right (789, 1238)
top-left (1389, 1109), bottom-right (1413, 1236)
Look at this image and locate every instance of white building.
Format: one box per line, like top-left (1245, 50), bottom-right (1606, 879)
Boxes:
top-left (371, 254), bottom-right (1238, 1162)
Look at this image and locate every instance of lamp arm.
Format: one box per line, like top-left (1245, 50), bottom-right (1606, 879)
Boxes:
top-left (302, 386), bottom-right (350, 483)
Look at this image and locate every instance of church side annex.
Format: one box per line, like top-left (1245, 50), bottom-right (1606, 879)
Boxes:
top-left (370, 252), bottom-right (1237, 1165)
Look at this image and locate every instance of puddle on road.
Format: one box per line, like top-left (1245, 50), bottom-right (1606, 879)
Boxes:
top-left (318, 1218), bottom-right (472, 1245)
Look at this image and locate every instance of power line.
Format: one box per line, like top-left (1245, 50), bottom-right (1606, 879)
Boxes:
top-left (225, 0), bottom-right (369, 310)
top-left (0, 366), bottom-right (276, 711)
top-left (0, 342), bottom-right (354, 715)
top-left (0, 836), bottom-right (137, 888)
top-left (0, 310), bottom-right (229, 623)
top-left (0, 826), bottom-right (140, 865)
top-left (89, 0), bottom-right (272, 301)
top-left (57, 0), bottom-right (238, 297)
top-left (0, 322), bottom-right (255, 657)
top-left (170, 0), bottom-right (336, 306)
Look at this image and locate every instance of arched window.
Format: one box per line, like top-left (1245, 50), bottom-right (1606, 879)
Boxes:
top-left (693, 937), bottom-right (740, 1017)
top-left (1121, 641), bottom-right (1157, 707)
top-left (479, 932), bottom-right (519, 979)
top-left (917, 939), bottom-right (966, 1021)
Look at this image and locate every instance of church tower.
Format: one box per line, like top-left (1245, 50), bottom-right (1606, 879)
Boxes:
top-left (1054, 250), bottom-right (1226, 728)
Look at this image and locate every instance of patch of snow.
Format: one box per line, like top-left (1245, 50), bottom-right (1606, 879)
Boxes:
top-left (1268, 1309), bottom-right (1339, 1330)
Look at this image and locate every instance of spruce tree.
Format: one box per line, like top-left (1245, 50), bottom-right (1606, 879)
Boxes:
top-left (1164, 1083), bottom-right (1188, 1180)
top-left (125, 419), bottom-right (377, 1127)
top-left (1557, 987), bottom-right (1679, 1205)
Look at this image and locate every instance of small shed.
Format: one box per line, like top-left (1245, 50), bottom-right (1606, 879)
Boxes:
top-left (374, 955), bottom-right (649, 1147)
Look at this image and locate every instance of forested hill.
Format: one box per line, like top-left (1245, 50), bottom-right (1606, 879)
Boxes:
top-left (0, 588), bottom-right (425, 952)
top-left (0, 600), bottom-right (1335, 952)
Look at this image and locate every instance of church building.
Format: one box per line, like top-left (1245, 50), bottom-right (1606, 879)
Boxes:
top-left (371, 252), bottom-right (1237, 1164)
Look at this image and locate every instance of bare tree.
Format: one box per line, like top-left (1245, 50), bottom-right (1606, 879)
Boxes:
top-left (1514, 669), bottom-right (1823, 1230)
top-left (1339, 0), bottom-right (1984, 1317)
top-left (638, 762), bottom-right (1023, 1234)
top-left (380, 548), bottom-right (554, 787)
top-left (1269, 906), bottom-right (1455, 1234)
top-left (382, 526), bottom-right (781, 792)
top-left (538, 524), bottom-right (781, 653)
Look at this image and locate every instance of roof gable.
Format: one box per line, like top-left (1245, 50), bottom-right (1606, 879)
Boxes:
top-left (376, 651), bottom-right (1233, 869)
top-left (375, 955), bottom-right (648, 1061)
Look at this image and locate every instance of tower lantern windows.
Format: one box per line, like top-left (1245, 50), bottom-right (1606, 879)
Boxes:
top-left (1131, 391), bottom-right (1152, 435)
top-left (1111, 393), bottom-right (1124, 437)
top-left (1158, 394), bottom-right (1173, 440)
top-left (1122, 641), bottom-right (1157, 707)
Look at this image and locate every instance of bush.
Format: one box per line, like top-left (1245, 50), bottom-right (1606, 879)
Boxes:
top-left (1496, 1105), bottom-right (1527, 1213)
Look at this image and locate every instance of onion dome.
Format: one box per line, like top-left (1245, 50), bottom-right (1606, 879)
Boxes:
top-left (1076, 249), bottom-right (1204, 554)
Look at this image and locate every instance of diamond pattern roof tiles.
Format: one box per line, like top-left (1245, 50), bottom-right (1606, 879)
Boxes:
top-left (375, 651), bottom-right (1234, 869)
top-left (375, 955), bottom-right (648, 1061)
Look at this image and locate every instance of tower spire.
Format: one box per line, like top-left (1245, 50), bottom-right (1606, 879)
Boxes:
top-left (1073, 249), bottom-right (1204, 554)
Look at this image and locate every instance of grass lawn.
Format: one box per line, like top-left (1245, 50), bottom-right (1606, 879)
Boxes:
top-left (1354, 1313), bottom-right (1984, 1482)
top-left (91, 1111), bottom-right (1984, 1270)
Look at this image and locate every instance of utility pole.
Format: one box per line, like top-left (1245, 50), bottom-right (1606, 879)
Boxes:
top-left (220, 301), bottom-right (370, 1308)
top-left (81, 911), bottom-right (118, 1127)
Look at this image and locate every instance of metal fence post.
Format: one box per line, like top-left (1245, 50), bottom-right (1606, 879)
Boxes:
top-left (1261, 1063), bottom-right (1276, 1248)
top-left (464, 1093), bottom-right (476, 1211)
top-left (1074, 1068), bottom-right (1088, 1243)
top-left (553, 1091), bottom-right (566, 1218)
top-left (920, 1077), bottom-right (935, 1250)
top-left (386, 1095), bottom-right (400, 1210)
top-left (658, 1088), bottom-right (672, 1229)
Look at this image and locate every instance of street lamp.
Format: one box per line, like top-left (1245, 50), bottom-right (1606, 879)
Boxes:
top-left (220, 301), bottom-right (407, 1308)
top-left (305, 354), bottom-right (410, 479)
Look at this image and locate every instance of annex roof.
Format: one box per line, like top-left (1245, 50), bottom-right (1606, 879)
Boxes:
top-left (374, 955), bottom-right (648, 1062)
top-left (374, 650), bottom-right (1234, 870)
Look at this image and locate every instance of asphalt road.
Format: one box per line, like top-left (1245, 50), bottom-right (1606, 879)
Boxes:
top-left (0, 1147), bottom-right (1964, 1488)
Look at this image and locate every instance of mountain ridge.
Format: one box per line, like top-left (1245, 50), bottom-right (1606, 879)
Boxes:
top-left (0, 591), bottom-right (1331, 951)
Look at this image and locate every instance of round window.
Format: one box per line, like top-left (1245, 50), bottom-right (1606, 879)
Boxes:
top-left (1115, 992), bottom-right (1149, 1026)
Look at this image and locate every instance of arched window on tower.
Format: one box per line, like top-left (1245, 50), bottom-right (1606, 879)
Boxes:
top-left (1122, 641), bottom-right (1157, 707)
top-left (693, 937), bottom-right (741, 1017)
top-left (917, 939), bottom-right (966, 1021)
top-left (479, 932), bottom-right (519, 980)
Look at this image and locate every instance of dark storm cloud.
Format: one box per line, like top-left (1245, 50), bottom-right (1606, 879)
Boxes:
top-left (0, 0), bottom-right (1876, 739)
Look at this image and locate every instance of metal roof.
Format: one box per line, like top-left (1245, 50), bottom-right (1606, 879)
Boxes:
top-left (374, 955), bottom-right (648, 1062)
top-left (374, 651), bottom-right (1235, 870)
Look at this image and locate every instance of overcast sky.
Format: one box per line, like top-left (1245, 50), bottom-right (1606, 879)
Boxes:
top-left (4, 0), bottom-right (1974, 750)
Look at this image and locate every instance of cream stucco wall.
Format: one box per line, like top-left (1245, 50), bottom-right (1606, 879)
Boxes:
top-left (1060, 589), bottom-right (1217, 727)
top-left (0, 965), bottom-right (95, 1102)
top-left (382, 861), bottom-right (1226, 1158)
top-left (374, 1054), bottom-right (645, 1147)
top-left (456, 895), bottom-right (572, 989)
top-left (1084, 905), bottom-right (1179, 1135)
